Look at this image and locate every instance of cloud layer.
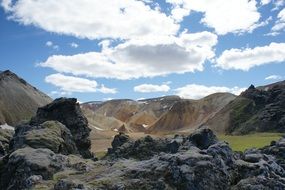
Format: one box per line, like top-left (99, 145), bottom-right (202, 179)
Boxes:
top-left (134, 83), bottom-right (170, 93)
top-left (175, 84), bottom-right (246, 99)
top-left (216, 43), bottom-right (285, 71)
top-left (2, 0), bottom-right (178, 40)
top-left (45, 73), bottom-right (116, 94)
top-left (40, 31), bottom-right (217, 80)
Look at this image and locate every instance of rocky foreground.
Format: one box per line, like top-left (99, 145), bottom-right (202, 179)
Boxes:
top-left (1, 98), bottom-right (285, 189)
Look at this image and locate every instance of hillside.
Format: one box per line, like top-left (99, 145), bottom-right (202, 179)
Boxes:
top-left (147, 93), bottom-right (236, 134)
top-left (81, 96), bottom-right (184, 132)
top-left (205, 81), bottom-right (285, 134)
top-left (82, 94), bottom-right (236, 134)
top-left (0, 70), bottom-right (52, 126)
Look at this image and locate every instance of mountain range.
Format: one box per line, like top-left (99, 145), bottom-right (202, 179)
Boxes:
top-left (1, 70), bottom-right (285, 136)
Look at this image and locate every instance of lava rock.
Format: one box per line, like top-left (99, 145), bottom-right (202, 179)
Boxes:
top-left (0, 147), bottom-right (67, 190)
top-left (30, 98), bottom-right (93, 158)
top-left (188, 128), bottom-right (218, 149)
top-left (10, 121), bottom-right (78, 155)
top-left (0, 128), bottom-right (14, 157)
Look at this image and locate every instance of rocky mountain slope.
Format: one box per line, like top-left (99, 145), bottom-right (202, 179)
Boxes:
top-left (1, 99), bottom-right (285, 189)
top-left (205, 81), bottom-right (285, 135)
top-left (147, 93), bottom-right (236, 134)
top-left (82, 94), bottom-right (236, 134)
top-left (0, 70), bottom-right (52, 126)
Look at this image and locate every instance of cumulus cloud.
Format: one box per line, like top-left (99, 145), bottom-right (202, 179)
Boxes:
top-left (270, 8), bottom-right (285, 35)
top-left (134, 83), bottom-right (170, 93)
top-left (70, 42), bottom-right (79, 48)
top-left (265, 75), bottom-right (283, 80)
top-left (39, 31), bottom-right (217, 80)
top-left (45, 73), bottom-right (116, 94)
top-left (46, 41), bottom-right (59, 50)
top-left (98, 85), bottom-right (117, 94)
top-left (216, 43), bottom-right (285, 71)
top-left (261, 0), bottom-right (272, 5)
top-left (167, 0), bottom-right (261, 35)
top-left (2, 0), bottom-right (178, 40)
top-left (175, 84), bottom-right (246, 99)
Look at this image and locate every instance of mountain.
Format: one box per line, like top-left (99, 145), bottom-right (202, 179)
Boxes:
top-left (147, 93), bottom-right (236, 134)
top-left (82, 94), bottom-right (236, 134)
top-left (205, 81), bottom-right (285, 134)
top-left (81, 96), bottom-right (181, 132)
top-left (0, 70), bottom-right (52, 126)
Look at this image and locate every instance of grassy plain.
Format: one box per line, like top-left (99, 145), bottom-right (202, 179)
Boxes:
top-left (218, 133), bottom-right (283, 152)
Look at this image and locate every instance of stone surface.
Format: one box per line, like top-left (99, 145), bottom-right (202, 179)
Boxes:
top-left (10, 121), bottom-right (78, 155)
top-left (0, 147), bottom-right (67, 190)
top-left (0, 128), bottom-right (14, 157)
top-left (30, 98), bottom-right (93, 158)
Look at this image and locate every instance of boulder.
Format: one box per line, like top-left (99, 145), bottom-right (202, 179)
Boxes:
top-left (107, 133), bottom-right (170, 160)
top-left (10, 121), bottom-right (78, 155)
top-left (188, 128), bottom-right (218, 149)
top-left (0, 147), bottom-right (67, 190)
top-left (30, 98), bottom-right (93, 158)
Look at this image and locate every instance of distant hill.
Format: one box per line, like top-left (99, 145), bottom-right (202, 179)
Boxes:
top-left (205, 81), bottom-right (285, 134)
top-left (0, 70), bottom-right (52, 126)
top-left (81, 96), bottom-right (181, 132)
top-left (81, 94), bottom-right (236, 134)
top-left (147, 93), bottom-right (236, 134)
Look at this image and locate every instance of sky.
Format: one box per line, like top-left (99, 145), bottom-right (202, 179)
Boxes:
top-left (0, 0), bottom-right (285, 102)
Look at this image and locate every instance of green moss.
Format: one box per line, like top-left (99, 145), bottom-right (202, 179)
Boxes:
top-left (95, 151), bottom-right (107, 159)
top-left (218, 133), bottom-right (283, 152)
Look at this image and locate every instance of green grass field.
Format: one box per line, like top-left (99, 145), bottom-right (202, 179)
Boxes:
top-left (218, 133), bottom-right (284, 152)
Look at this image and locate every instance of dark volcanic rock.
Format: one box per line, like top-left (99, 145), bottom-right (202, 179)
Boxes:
top-left (108, 128), bottom-right (218, 160)
top-left (0, 147), bottom-right (67, 190)
top-left (187, 128), bottom-right (218, 149)
top-left (10, 121), bottom-right (78, 155)
top-left (107, 133), bottom-right (170, 160)
top-left (30, 98), bottom-right (93, 158)
top-left (0, 128), bottom-right (14, 157)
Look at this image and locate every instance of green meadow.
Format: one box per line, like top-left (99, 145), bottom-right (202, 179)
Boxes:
top-left (218, 133), bottom-right (284, 152)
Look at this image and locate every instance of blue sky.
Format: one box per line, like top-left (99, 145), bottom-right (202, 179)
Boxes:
top-left (0, 0), bottom-right (285, 102)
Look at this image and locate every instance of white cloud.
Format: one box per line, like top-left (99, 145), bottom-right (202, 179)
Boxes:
top-left (39, 31), bottom-right (217, 80)
top-left (261, 0), bottom-right (272, 5)
top-left (70, 42), bottom-right (79, 48)
top-left (98, 85), bottom-right (117, 94)
top-left (134, 83), bottom-right (170, 93)
top-left (45, 73), bottom-right (116, 94)
top-left (46, 41), bottom-right (59, 50)
top-left (265, 75), bottom-right (283, 80)
top-left (2, 0), bottom-right (178, 40)
top-left (46, 41), bottom-right (53, 47)
top-left (167, 0), bottom-right (261, 35)
top-left (216, 43), bottom-right (285, 71)
top-left (271, 8), bottom-right (285, 34)
top-left (175, 84), bottom-right (246, 99)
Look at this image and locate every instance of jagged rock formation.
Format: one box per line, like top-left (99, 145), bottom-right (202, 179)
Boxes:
top-left (1, 126), bottom-right (285, 189)
top-left (0, 70), bottom-right (52, 126)
top-left (30, 98), bottom-right (93, 158)
top-left (206, 81), bottom-right (285, 134)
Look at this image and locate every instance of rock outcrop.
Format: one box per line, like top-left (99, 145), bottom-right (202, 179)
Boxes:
top-left (206, 81), bottom-right (285, 134)
top-left (0, 128), bottom-right (14, 157)
top-left (10, 121), bottom-right (78, 155)
top-left (30, 98), bottom-right (93, 158)
top-left (2, 127), bottom-right (285, 189)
